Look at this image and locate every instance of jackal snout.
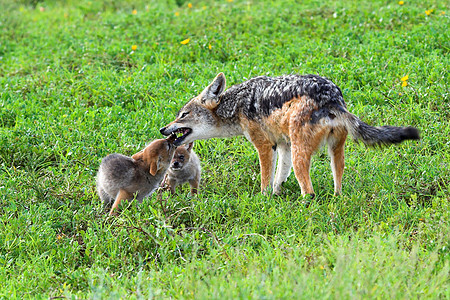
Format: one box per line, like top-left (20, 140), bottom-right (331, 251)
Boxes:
top-left (160, 126), bottom-right (168, 135)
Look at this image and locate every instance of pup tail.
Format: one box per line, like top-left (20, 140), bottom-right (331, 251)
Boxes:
top-left (341, 112), bottom-right (420, 146)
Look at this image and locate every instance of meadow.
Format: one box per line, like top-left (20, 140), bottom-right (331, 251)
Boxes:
top-left (0, 0), bottom-right (449, 298)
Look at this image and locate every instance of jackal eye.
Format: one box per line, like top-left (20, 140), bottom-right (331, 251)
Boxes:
top-left (180, 111), bottom-right (189, 119)
top-left (179, 155), bottom-right (184, 160)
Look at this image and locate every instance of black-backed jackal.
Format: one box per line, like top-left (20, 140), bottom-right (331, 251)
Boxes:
top-left (160, 73), bottom-right (419, 197)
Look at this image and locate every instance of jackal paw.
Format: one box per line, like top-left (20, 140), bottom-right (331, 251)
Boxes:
top-left (262, 186), bottom-right (275, 196)
top-left (299, 193), bottom-right (315, 206)
top-left (273, 185), bottom-right (282, 196)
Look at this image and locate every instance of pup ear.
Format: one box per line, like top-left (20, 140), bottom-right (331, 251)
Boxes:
top-left (186, 142), bottom-right (194, 152)
top-left (140, 147), bottom-right (160, 176)
top-left (149, 156), bottom-right (160, 176)
top-left (131, 150), bottom-right (143, 161)
top-left (201, 73), bottom-right (226, 108)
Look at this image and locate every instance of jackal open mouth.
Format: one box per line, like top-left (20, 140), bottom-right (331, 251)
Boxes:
top-left (173, 127), bottom-right (192, 145)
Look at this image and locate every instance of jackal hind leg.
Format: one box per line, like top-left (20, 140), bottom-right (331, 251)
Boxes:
top-left (327, 128), bottom-right (347, 195)
top-left (273, 143), bottom-right (292, 195)
top-left (290, 124), bottom-right (328, 198)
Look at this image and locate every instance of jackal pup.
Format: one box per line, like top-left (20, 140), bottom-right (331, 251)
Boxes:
top-left (165, 142), bottom-right (201, 194)
top-left (160, 73), bottom-right (420, 198)
top-left (97, 134), bottom-right (176, 215)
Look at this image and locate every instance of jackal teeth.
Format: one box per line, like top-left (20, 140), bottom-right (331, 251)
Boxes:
top-left (172, 127), bottom-right (192, 145)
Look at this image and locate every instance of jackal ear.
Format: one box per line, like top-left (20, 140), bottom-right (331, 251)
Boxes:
top-left (202, 73), bottom-right (226, 104)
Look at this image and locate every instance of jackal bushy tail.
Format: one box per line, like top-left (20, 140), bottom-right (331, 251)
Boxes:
top-left (341, 112), bottom-right (420, 146)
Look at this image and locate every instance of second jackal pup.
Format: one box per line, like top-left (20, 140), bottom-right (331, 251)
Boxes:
top-left (97, 134), bottom-right (176, 215)
top-left (166, 142), bottom-right (201, 194)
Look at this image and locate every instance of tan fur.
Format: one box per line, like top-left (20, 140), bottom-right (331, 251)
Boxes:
top-left (264, 98), bottom-right (296, 137)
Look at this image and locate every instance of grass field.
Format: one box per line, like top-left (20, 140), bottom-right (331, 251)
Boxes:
top-left (0, 0), bottom-right (449, 298)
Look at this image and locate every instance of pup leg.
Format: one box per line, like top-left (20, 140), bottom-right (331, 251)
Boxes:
top-left (109, 189), bottom-right (132, 216)
top-left (167, 178), bottom-right (177, 195)
top-left (289, 124), bottom-right (328, 197)
top-left (98, 187), bottom-right (113, 206)
top-left (189, 177), bottom-right (200, 195)
top-left (273, 143), bottom-right (292, 195)
top-left (327, 128), bottom-right (347, 195)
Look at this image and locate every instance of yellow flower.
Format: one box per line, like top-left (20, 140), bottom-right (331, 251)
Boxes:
top-left (188, 3), bottom-right (192, 8)
top-left (132, 9), bottom-right (137, 15)
top-left (402, 81), bottom-right (408, 87)
top-left (202, 6), bottom-right (207, 10)
top-left (227, 0), bottom-right (234, 2)
top-left (400, 75), bottom-right (409, 82)
top-left (175, 12), bottom-right (180, 16)
top-left (425, 10), bottom-right (431, 16)
top-left (440, 11), bottom-right (445, 15)
top-left (131, 45), bottom-right (137, 51)
top-left (398, 1), bottom-right (404, 5)
top-left (180, 38), bottom-right (190, 45)
top-left (208, 44), bottom-right (212, 49)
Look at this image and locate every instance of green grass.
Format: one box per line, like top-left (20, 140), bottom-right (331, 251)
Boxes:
top-left (0, 0), bottom-right (449, 298)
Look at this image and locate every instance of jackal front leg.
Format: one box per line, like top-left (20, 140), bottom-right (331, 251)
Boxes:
top-left (253, 142), bottom-right (277, 194)
top-left (273, 142), bottom-right (292, 195)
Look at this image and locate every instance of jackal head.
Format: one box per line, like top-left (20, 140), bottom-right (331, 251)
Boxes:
top-left (160, 73), bottom-right (231, 146)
